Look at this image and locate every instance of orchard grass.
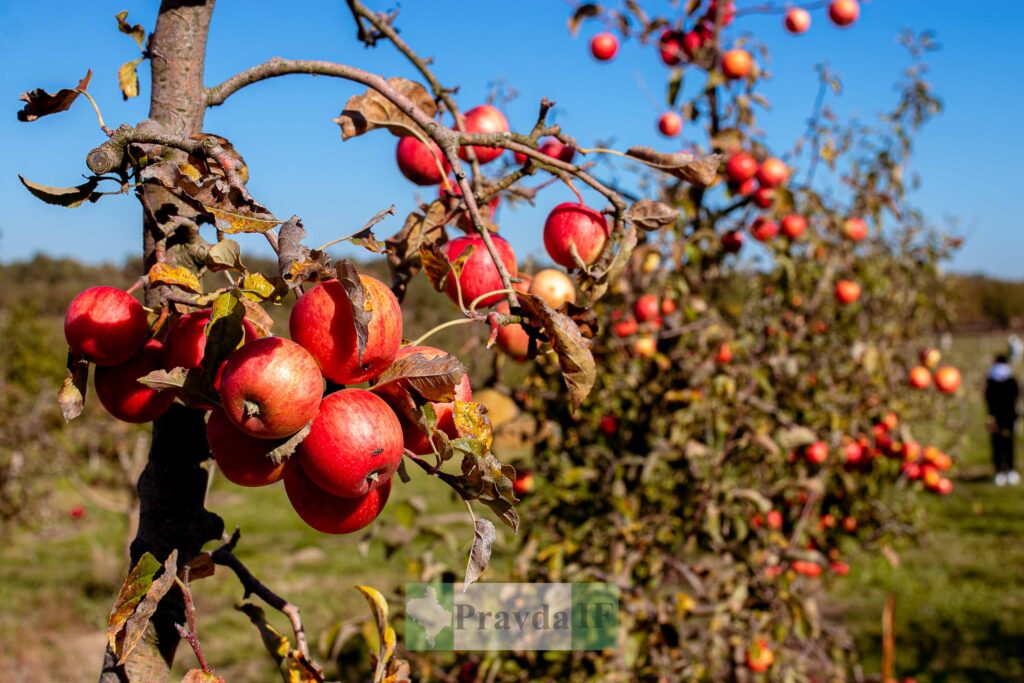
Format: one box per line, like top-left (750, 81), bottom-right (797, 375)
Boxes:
top-left (0, 329), bottom-right (1021, 681)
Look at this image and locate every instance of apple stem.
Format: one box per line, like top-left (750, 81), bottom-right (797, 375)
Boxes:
top-left (243, 399), bottom-right (261, 419)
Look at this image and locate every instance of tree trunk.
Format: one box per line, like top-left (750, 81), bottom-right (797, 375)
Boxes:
top-left (100, 2), bottom-right (222, 681)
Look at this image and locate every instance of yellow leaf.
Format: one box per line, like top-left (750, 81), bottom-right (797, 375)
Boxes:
top-left (148, 263), bottom-right (202, 293)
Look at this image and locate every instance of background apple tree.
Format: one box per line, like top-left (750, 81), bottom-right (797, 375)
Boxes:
top-left (13, 0), bottom-right (963, 681)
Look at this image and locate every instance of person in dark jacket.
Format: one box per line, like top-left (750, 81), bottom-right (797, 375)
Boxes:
top-left (985, 354), bottom-right (1020, 486)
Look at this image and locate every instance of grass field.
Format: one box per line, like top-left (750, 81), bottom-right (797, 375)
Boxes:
top-left (1, 333), bottom-right (1022, 681)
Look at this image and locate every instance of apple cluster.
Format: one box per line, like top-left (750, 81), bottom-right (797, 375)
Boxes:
top-left (63, 273), bottom-right (476, 535)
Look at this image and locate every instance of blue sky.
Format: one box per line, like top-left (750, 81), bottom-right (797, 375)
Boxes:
top-left (1, 1), bottom-right (1022, 277)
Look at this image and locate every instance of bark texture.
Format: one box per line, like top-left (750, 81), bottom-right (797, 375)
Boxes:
top-left (99, 2), bottom-right (222, 681)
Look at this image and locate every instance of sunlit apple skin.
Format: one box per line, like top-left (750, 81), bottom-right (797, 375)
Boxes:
top-left (835, 279), bottom-right (862, 305)
top-left (751, 217), bottom-right (779, 242)
top-left (529, 268), bottom-right (576, 308)
top-left (933, 366), bottom-right (961, 394)
top-left (612, 317), bottom-right (638, 338)
top-left (395, 135), bottom-right (447, 185)
top-left (378, 345), bottom-right (473, 455)
top-left (444, 234), bottom-right (518, 307)
top-left (908, 366), bottom-right (932, 389)
top-left (543, 203), bottom-right (609, 269)
top-left (64, 286), bottom-right (150, 366)
top-left (785, 7), bottom-right (811, 33)
top-left (722, 49), bottom-right (753, 79)
top-left (494, 301), bottom-right (532, 361)
top-left (297, 388), bottom-right (403, 498)
top-left (634, 294), bottom-right (660, 323)
top-left (726, 152), bottom-right (758, 183)
top-left (95, 340), bottom-right (176, 423)
top-left (756, 158), bottom-right (789, 187)
top-left (206, 409), bottom-right (286, 487)
top-left (657, 112), bottom-right (683, 137)
top-left (781, 214), bottom-right (807, 239)
top-left (290, 276), bottom-right (402, 385)
top-left (919, 347), bottom-right (941, 368)
top-left (590, 32), bottom-right (619, 61)
top-left (457, 105), bottom-right (508, 164)
top-left (512, 470), bottom-right (534, 496)
top-left (633, 335), bottom-right (657, 358)
top-left (538, 138), bottom-right (577, 163)
top-left (285, 462), bottom-right (392, 534)
top-left (721, 230), bottom-right (744, 254)
top-left (219, 337), bottom-right (323, 439)
top-left (842, 217), bottom-right (868, 241)
top-left (829, 0), bottom-right (860, 27)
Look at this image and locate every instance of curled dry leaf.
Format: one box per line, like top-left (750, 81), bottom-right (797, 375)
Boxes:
top-left (334, 77), bottom-right (438, 141)
top-left (372, 352), bottom-right (467, 404)
top-left (17, 70), bottom-right (92, 122)
top-left (336, 260), bottom-right (371, 363)
top-left (627, 199), bottom-right (680, 231)
top-left (59, 353), bottom-right (89, 422)
top-left (205, 238), bottom-right (244, 272)
top-left (118, 58), bottom-right (143, 100)
top-left (463, 519), bottom-right (496, 589)
top-left (108, 550), bottom-right (179, 664)
top-left (568, 3), bottom-right (602, 36)
top-left (267, 421), bottom-right (312, 465)
top-left (387, 201), bottom-right (447, 297)
top-left (148, 263), bottom-right (202, 293)
top-left (624, 147), bottom-right (722, 186)
top-left (419, 242), bottom-right (455, 293)
top-left (517, 293), bottom-right (596, 410)
top-left (115, 10), bottom-right (146, 49)
top-left (19, 175), bottom-right (102, 208)
top-left (355, 585), bottom-right (398, 682)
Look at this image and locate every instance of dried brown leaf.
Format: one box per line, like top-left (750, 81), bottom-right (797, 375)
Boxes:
top-left (624, 147), bottom-right (722, 186)
top-left (17, 70), bottom-right (92, 122)
top-left (19, 175), bottom-right (101, 208)
top-left (334, 77), bottom-right (438, 141)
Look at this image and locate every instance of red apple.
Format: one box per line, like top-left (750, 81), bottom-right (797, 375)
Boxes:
top-left (634, 294), bottom-right (660, 323)
top-left (751, 217), bottom-right (779, 242)
top-left (538, 138), bottom-right (577, 164)
top-left (543, 203), bottom-right (609, 269)
top-left (494, 301), bottom-right (532, 361)
top-left (746, 638), bottom-right (775, 672)
top-left (206, 409), bottom-right (286, 487)
top-left (590, 32), bottom-right (619, 61)
top-left (752, 186), bottom-right (775, 208)
top-left (661, 298), bottom-right (677, 315)
top-left (716, 343), bottom-right (733, 364)
top-left (780, 214), bottom-right (807, 239)
top-left (439, 179), bottom-right (501, 230)
top-left (908, 366), bottom-right (932, 389)
top-left (756, 158), bottom-right (789, 187)
top-left (285, 462), bottom-right (391, 534)
top-left (722, 49), bottom-right (753, 79)
top-left (706, 0), bottom-right (736, 25)
top-left (767, 510), bottom-right (783, 529)
top-left (936, 477), bottom-right (953, 495)
top-left (919, 347), bottom-right (941, 369)
top-left (831, 561), bottom-right (850, 576)
top-left (599, 415), bottom-right (618, 435)
top-left (395, 135), bottom-right (447, 185)
top-left (633, 335), bottom-right (657, 358)
top-left (95, 339), bottom-right (176, 423)
top-left (297, 388), bottom-right (403, 497)
top-left (805, 441), bottom-right (829, 465)
top-left (682, 30), bottom-right (703, 58)
top-left (529, 268), bottom-right (576, 308)
top-left (721, 230), bottom-right (744, 253)
top-left (785, 7), bottom-right (811, 34)
top-left (933, 366), bottom-right (961, 394)
top-left (512, 469), bottom-right (534, 496)
top-left (658, 29), bottom-right (686, 66)
top-left (443, 234), bottom-right (518, 307)
top-left (612, 317), bottom-right (638, 338)
top-left (792, 560), bottom-right (823, 577)
top-left (457, 105), bottom-right (508, 164)
top-left (829, 0), bottom-right (860, 27)
top-left (289, 276), bottom-right (402, 385)
top-left (220, 337), bottom-right (323, 439)
top-left (835, 279), bottom-right (861, 305)
top-left (657, 111), bottom-right (683, 137)
top-left (842, 441), bottom-right (865, 465)
top-left (378, 345), bottom-right (473, 455)
top-left (163, 309), bottom-right (258, 406)
top-left (726, 152), bottom-right (758, 183)
top-left (842, 217), bottom-right (867, 241)
top-left (64, 286), bottom-right (149, 366)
